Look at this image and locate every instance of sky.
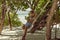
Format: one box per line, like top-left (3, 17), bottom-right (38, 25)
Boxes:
top-left (17, 8), bottom-right (31, 24)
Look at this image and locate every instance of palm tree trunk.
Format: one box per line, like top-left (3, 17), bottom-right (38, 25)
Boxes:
top-left (46, 0), bottom-right (58, 40)
top-left (8, 11), bottom-right (12, 30)
top-left (0, 0), bottom-right (6, 34)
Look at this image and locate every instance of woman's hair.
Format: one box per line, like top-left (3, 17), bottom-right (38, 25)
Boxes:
top-left (30, 10), bottom-right (35, 14)
top-left (31, 10), bottom-right (34, 12)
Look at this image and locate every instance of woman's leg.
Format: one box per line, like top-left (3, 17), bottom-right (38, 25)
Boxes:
top-left (22, 26), bottom-right (27, 40)
top-left (22, 25), bottom-right (25, 30)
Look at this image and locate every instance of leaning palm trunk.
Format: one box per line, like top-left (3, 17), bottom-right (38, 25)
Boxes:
top-left (29, 1), bottom-right (50, 31)
top-left (26, 0), bottom-right (50, 33)
top-left (0, 0), bottom-right (6, 34)
top-left (45, 0), bottom-right (58, 40)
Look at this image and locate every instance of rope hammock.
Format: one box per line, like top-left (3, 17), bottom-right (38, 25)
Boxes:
top-left (28, 0), bottom-right (50, 31)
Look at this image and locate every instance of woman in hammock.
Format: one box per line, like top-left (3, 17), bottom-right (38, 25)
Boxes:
top-left (22, 10), bottom-right (36, 40)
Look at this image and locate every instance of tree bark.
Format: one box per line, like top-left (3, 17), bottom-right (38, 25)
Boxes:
top-left (0, 0), bottom-right (6, 34)
top-left (8, 11), bottom-right (12, 30)
top-left (46, 0), bottom-right (58, 40)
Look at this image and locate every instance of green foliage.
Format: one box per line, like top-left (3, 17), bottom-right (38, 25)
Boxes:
top-left (0, 0), bottom-right (60, 27)
top-left (4, 12), bottom-right (22, 27)
top-left (35, 0), bottom-right (47, 13)
top-left (10, 13), bottom-right (22, 27)
top-left (11, 19), bottom-right (22, 27)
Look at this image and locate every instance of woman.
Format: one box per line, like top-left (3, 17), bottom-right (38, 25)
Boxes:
top-left (22, 10), bottom-right (36, 40)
